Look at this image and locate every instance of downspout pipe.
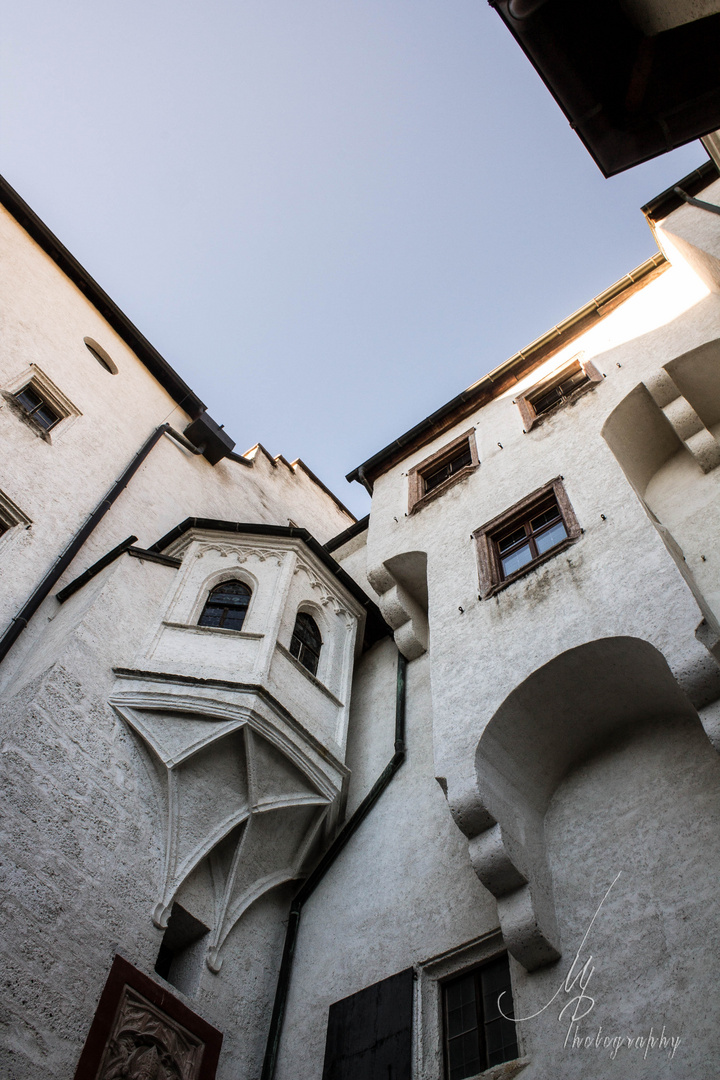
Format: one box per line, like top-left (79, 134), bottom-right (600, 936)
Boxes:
top-left (260, 649), bottom-right (408, 1080)
top-left (673, 186), bottom-right (720, 217)
top-left (0, 424), bottom-right (201, 665)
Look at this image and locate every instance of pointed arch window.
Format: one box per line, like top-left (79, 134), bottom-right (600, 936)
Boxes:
top-left (290, 612), bottom-right (322, 677)
top-left (198, 580), bottom-right (251, 631)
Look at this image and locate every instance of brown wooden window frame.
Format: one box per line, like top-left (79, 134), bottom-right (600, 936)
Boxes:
top-left (442, 953), bottom-right (518, 1080)
top-left (515, 356), bottom-right (602, 432)
top-left (474, 477), bottom-right (581, 599)
top-left (408, 429), bottom-right (479, 514)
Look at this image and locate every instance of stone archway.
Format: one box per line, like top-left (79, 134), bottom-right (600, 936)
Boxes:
top-left (454, 637), bottom-right (704, 971)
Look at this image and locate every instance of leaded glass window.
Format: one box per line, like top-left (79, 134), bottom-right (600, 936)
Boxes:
top-left (443, 955), bottom-right (518, 1079)
top-left (289, 612), bottom-right (322, 676)
top-left (198, 580), bottom-right (251, 631)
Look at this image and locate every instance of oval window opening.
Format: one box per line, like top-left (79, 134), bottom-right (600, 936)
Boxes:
top-left (84, 337), bottom-right (118, 374)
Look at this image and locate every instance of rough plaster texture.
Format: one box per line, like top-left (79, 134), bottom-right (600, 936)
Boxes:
top-left (275, 652), bottom-right (500, 1080)
top-left (509, 714), bottom-right (720, 1077)
top-left (4, 178), bottom-right (720, 1080)
top-left (363, 249), bottom-right (720, 805)
top-left (0, 199), bottom-right (352, 639)
top-left (0, 525), bottom-right (354, 1078)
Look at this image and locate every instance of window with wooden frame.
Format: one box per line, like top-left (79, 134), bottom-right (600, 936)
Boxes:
top-left (515, 356), bottom-right (602, 431)
top-left (474, 478), bottom-right (581, 598)
top-left (442, 954), bottom-right (518, 1079)
top-left (408, 430), bottom-right (479, 513)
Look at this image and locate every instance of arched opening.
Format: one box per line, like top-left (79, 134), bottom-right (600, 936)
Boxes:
top-left (470, 637), bottom-right (712, 971)
top-left (198, 580), bottom-right (251, 631)
top-left (290, 612), bottom-right (322, 676)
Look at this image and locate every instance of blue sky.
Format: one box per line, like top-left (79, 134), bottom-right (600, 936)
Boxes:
top-left (1, 1), bottom-right (708, 517)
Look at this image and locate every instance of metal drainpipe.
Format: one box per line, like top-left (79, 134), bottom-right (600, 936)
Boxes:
top-left (673, 186), bottom-right (720, 217)
top-left (260, 649), bottom-right (408, 1080)
top-left (0, 424), bottom-right (202, 665)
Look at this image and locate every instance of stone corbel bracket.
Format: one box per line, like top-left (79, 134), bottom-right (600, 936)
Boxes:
top-left (445, 636), bottom-right (698, 972)
top-left (111, 685), bottom-right (344, 973)
top-left (367, 552), bottom-right (429, 661)
top-left (644, 369), bottom-right (720, 473)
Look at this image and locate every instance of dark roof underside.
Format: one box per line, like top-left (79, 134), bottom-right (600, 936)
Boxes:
top-left (491, 0), bottom-right (720, 177)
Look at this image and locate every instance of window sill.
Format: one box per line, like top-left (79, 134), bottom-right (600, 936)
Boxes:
top-left (410, 463), bottom-right (478, 515)
top-left (163, 621), bottom-right (264, 640)
top-left (463, 1056), bottom-right (531, 1080)
top-left (480, 535), bottom-right (579, 599)
top-left (275, 641), bottom-right (344, 707)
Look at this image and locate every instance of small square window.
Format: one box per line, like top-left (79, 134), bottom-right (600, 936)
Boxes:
top-left (13, 384), bottom-right (62, 431)
top-left (474, 478), bottom-right (581, 598)
top-left (442, 954), bottom-right (518, 1079)
top-left (409, 430), bottom-right (479, 513)
top-left (2, 364), bottom-right (80, 441)
top-left (515, 356), bottom-right (602, 431)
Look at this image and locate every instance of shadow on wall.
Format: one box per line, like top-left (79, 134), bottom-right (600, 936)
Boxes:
top-left (602, 337), bottom-right (720, 638)
top-left (453, 636), bottom-right (718, 974)
top-left (367, 550), bottom-right (429, 660)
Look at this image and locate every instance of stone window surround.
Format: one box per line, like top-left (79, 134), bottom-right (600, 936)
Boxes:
top-left (0, 488), bottom-right (32, 550)
top-left (473, 477), bottom-right (581, 599)
top-left (279, 599), bottom-right (334, 688)
top-left (2, 362), bottom-right (81, 442)
top-left (514, 354), bottom-right (603, 432)
top-left (408, 428), bottom-right (479, 514)
top-left (413, 932), bottom-right (529, 1080)
top-left (188, 566), bottom-right (259, 631)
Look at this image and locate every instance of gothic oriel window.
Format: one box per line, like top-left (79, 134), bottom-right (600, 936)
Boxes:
top-left (290, 612), bottom-right (322, 676)
top-left (442, 955), bottom-right (518, 1079)
top-left (198, 580), bottom-right (251, 631)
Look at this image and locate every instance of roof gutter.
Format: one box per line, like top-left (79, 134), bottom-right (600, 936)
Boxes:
top-left (347, 252), bottom-right (667, 488)
top-left (260, 649), bottom-right (407, 1080)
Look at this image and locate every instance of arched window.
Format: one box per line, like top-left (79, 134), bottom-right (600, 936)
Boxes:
top-left (198, 580), bottom-right (251, 631)
top-left (290, 612), bottom-right (322, 676)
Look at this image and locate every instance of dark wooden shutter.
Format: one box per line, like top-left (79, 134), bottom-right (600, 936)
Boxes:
top-left (322, 968), bottom-right (414, 1080)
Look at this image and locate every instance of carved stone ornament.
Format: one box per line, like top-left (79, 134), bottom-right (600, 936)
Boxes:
top-left (111, 690), bottom-right (338, 972)
top-left (293, 557), bottom-right (352, 619)
top-left (193, 544), bottom-right (287, 565)
top-left (97, 986), bottom-right (202, 1080)
top-left (73, 955), bottom-right (222, 1080)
